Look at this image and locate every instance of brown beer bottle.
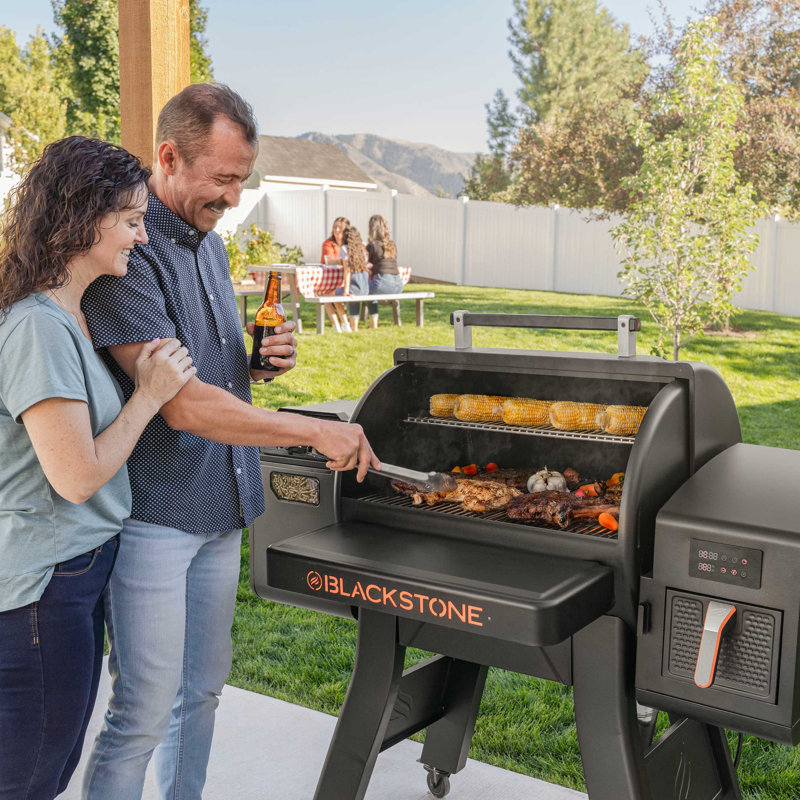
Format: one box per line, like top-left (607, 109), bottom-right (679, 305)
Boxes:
top-left (249, 271), bottom-right (286, 371)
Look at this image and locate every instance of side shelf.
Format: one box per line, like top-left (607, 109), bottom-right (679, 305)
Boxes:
top-left (266, 521), bottom-right (614, 647)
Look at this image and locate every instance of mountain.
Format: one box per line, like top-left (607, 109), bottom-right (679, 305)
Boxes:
top-left (296, 132), bottom-right (476, 198)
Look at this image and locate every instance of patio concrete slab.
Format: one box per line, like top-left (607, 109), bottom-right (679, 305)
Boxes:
top-left (63, 662), bottom-right (587, 800)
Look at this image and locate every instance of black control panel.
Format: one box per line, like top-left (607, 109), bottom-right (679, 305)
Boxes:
top-left (689, 538), bottom-right (763, 590)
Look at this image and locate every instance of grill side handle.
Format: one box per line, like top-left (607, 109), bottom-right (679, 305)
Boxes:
top-left (450, 311), bottom-right (640, 357)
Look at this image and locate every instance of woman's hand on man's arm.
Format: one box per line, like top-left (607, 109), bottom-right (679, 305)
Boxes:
top-left (21, 338), bottom-right (195, 504)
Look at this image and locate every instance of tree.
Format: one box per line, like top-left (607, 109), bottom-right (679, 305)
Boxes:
top-left (508, 0), bottom-right (649, 125)
top-left (51, 0), bottom-right (215, 143)
top-left (704, 0), bottom-right (800, 217)
top-left (612, 18), bottom-right (760, 360)
top-left (508, 94), bottom-right (641, 212)
top-left (468, 0), bottom-right (649, 209)
top-left (189, 0), bottom-right (214, 83)
top-left (462, 90), bottom-right (515, 199)
top-left (51, 0), bottom-right (120, 141)
top-left (0, 27), bottom-right (67, 172)
top-left (649, 0), bottom-right (800, 218)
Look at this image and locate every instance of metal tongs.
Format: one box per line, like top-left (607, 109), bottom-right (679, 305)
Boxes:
top-left (368, 462), bottom-right (458, 493)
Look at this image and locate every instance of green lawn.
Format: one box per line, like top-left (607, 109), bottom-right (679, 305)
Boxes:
top-left (231, 284), bottom-right (800, 798)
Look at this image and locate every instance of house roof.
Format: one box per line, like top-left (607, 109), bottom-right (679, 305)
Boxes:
top-left (254, 135), bottom-right (375, 186)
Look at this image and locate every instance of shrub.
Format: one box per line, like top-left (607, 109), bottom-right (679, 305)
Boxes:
top-left (224, 224), bottom-right (303, 281)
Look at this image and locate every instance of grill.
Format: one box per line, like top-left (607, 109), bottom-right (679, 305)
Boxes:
top-left (359, 491), bottom-right (620, 538)
top-left (250, 313), bottom-right (798, 800)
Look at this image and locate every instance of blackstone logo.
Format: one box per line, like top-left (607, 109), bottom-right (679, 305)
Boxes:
top-left (305, 570), bottom-right (485, 626)
top-left (306, 571), bottom-right (323, 591)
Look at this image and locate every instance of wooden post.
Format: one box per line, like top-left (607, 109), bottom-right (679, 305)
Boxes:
top-left (118, 0), bottom-right (190, 165)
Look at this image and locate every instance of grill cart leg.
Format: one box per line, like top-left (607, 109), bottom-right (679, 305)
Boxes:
top-left (419, 660), bottom-right (488, 776)
top-left (644, 718), bottom-right (742, 800)
top-left (573, 616), bottom-right (653, 800)
top-left (313, 609), bottom-right (406, 800)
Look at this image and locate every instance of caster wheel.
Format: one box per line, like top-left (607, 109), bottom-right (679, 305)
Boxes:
top-left (425, 767), bottom-right (451, 798)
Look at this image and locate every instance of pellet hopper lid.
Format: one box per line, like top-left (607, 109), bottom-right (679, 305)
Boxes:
top-left (658, 443), bottom-right (800, 540)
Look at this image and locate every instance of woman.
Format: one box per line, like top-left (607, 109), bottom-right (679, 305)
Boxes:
top-left (366, 214), bottom-right (403, 329)
top-left (334, 226), bottom-right (370, 332)
top-left (319, 216), bottom-right (350, 332)
top-left (0, 137), bottom-right (195, 800)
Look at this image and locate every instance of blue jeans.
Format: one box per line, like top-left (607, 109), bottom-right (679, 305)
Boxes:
top-left (0, 536), bottom-right (118, 800)
top-left (81, 519), bottom-right (242, 800)
top-left (334, 270), bottom-right (369, 317)
top-left (367, 273), bottom-right (404, 315)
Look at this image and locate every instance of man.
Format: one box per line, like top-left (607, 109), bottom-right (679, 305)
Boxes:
top-left (80, 83), bottom-right (377, 799)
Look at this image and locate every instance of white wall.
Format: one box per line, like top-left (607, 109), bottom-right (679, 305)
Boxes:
top-left (0, 135), bottom-right (20, 208)
top-left (247, 188), bottom-right (800, 316)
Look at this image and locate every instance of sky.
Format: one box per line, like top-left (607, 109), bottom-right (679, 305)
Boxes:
top-left (4, 0), bottom-right (702, 154)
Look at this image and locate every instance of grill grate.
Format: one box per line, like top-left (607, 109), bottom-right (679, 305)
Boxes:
top-left (357, 492), bottom-right (618, 539)
top-left (405, 415), bottom-right (636, 445)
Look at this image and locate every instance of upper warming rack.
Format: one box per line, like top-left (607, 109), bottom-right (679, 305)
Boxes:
top-left (404, 415), bottom-right (637, 446)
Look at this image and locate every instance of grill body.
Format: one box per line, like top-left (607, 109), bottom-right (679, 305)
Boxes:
top-left (249, 315), bottom-right (766, 800)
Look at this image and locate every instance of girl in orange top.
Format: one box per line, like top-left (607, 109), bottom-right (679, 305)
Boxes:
top-left (319, 217), bottom-right (349, 332)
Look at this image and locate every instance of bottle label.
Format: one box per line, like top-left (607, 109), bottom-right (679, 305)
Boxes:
top-left (250, 325), bottom-right (280, 371)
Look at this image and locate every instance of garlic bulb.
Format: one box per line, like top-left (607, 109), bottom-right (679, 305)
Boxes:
top-left (527, 468), bottom-right (568, 493)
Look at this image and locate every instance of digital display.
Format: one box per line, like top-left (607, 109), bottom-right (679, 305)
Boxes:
top-left (690, 538), bottom-right (763, 589)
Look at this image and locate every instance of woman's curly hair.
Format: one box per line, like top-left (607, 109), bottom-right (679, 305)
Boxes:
top-left (345, 226), bottom-right (368, 273)
top-left (0, 136), bottom-right (150, 315)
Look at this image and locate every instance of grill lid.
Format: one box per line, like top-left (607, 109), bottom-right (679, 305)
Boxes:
top-left (266, 522), bottom-right (614, 646)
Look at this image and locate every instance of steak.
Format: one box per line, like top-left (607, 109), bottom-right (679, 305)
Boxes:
top-left (506, 491), bottom-right (619, 529)
top-left (506, 491), bottom-right (573, 527)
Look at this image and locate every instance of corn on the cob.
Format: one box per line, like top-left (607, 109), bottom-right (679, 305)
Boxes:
top-left (429, 394), bottom-right (459, 417)
top-left (502, 398), bottom-right (552, 426)
top-left (549, 401), bottom-right (607, 431)
top-left (454, 394), bottom-right (508, 422)
top-left (595, 405), bottom-right (647, 435)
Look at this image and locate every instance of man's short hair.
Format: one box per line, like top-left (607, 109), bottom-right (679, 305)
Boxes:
top-left (156, 83), bottom-right (258, 163)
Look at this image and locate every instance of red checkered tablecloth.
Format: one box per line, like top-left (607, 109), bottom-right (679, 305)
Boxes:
top-left (295, 265), bottom-right (411, 298)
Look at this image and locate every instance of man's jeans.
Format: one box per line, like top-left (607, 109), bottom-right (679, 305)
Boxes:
top-left (0, 536), bottom-right (117, 800)
top-left (81, 519), bottom-right (242, 800)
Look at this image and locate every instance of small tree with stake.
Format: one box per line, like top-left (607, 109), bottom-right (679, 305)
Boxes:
top-left (612, 16), bottom-right (760, 360)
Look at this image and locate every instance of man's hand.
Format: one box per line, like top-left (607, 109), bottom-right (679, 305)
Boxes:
top-left (313, 420), bottom-right (379, 483)
top-left (247, 319), bottom-right (297, 380)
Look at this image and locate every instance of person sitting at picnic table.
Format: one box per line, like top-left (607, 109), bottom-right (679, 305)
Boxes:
top-left (0, 136), bottom-right (195, 800)
top-left (366, 214), bottom-right (403, 329)
top-left (320, 216), bottom-right (350, 332)
top-left (334, 226), bottom-right (370, 332)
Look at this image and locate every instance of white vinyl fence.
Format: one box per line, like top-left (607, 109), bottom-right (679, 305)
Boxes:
top-left (239, 188), bottom-right (800, 316)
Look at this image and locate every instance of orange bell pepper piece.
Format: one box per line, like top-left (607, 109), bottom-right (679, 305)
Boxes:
top-left (598, 512), bottom-right (619, 532)
top-left (462, 464), bottom-right (478, 475)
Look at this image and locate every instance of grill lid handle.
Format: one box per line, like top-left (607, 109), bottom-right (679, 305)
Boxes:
top-left (450, 312), bottom-right (640, 357)
top-left (694, 601), bottom-right (737, 689)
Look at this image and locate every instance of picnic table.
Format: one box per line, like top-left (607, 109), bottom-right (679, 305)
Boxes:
top-left (248, 264), bottom-right (412, 334)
